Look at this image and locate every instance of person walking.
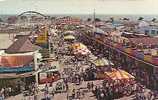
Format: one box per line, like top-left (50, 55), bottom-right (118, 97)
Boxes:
top-left (8, 87), bottom-right (12, 97)
top-left (45, 83), bottom-right (49, 94)
top-left (0, 88), bottom-right (4, 100)
top-left (72, 89), bottom-right (75, 99)
top-left (91, 82), bottom-right (94, 90)
top-left (87, 82), bottom-right (91, 91)
top-left (0, 89), bottom-right (4, 100)
top-left (51, 88), bottom-right (55, 99)
top-left (33, 89), bottom-right (38, 100)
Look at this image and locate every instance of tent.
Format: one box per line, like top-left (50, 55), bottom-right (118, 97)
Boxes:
top-left (104, 69), bottom-right (135, 80)
top-left (73, 48), bottom-right (91, 55)
top-left (93, 28), bottom-right (107, 35)
top-left (64, 35), bottom-right (75, 40)
top-left (71, 43), bottom-right (87, 50)
top-left (71, 43), bottom-right (91, 55)
top-left (92, 58), bottom-right (114, 66)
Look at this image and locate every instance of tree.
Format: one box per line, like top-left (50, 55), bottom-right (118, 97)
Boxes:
top-left (123, 17), bottom-right (129, 21)
top-left (110, 17), bottom-right (114, 22)
top-left (138, 17), bottom-right (144, 21)
top-left (7, 16), bottom-right (17, 24)
top-left (87, 18), bottom-right (91, 22)
top-left (0, 18), bottom-right (3, 22)
top-left (152, 18), bottom-right (156, 22)
top-left (51, 17), bottom-right (56, 20)
top-left (95, 18), bottom-right (101, 22)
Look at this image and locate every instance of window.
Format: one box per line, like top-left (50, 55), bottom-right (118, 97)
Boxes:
top-left (145, 30), bottom-right (149, 33)
top-left (151, 30), bottom-right (155, 34)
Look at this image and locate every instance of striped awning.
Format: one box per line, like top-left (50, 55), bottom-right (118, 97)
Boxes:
top-left (0, 71), bottom-right (36, 79)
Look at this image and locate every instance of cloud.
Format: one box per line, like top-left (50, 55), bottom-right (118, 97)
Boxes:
top-left (0, 0), bottom-right (5, 1)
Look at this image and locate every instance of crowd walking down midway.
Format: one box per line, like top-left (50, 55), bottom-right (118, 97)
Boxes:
top-left (1, 25), bottom-right (158, 100)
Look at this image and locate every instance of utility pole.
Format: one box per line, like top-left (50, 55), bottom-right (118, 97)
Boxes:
top-left (93, 9), bottom-right (96, 37)
top-left (93, 9), bottom-right (96, 29)
top-left (93, 9), bottom-right (96, 28)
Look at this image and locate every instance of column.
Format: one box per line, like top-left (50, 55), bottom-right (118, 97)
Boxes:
top-left (34, 51), bottom-right (39, 85)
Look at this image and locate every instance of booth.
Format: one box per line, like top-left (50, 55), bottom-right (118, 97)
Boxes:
top-left (38, 61), bottom-right (60, 84)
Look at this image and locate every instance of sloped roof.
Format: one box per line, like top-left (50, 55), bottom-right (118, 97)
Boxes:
top-left (6, 36), bottom-right (40, 53)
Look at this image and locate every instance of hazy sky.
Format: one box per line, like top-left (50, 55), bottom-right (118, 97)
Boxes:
top-left (0, 0), bottom-right (158, 15)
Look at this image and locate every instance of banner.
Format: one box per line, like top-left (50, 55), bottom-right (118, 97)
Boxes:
top-left (36, 27), bottom-right (48, 44)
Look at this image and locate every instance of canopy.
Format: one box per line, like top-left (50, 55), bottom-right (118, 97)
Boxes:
top-left (64, 31), bottom-right (75, 34)
top-left (92, 58), bottom-right (114, 66)
top-left (64, 35), bottom-right (75, 40)
top-left (105, 69), bottom-right (135, 80)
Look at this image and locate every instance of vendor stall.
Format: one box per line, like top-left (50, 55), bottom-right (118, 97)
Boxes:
top-left (38, 61), bottom-right (60, 84)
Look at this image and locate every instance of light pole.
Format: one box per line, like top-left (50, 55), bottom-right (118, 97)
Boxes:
top-left (108, 34), bottom-right (112, 71)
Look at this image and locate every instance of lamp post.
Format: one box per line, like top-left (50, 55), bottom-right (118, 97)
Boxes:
top-left (108, 34), bottom-right (112, 71)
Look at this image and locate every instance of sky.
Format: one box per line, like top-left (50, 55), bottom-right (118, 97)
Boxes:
top-left (0, 0), bottom-right (158, 15)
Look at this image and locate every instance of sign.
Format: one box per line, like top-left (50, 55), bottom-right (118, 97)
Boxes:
top-left (36, 35), bottom-right (48, 44)
top-left (39, 72), bottom-right (47, 80)
top-left (41, 66), bottom-right (58, 72)
top-left (36, 27), bottom-right (48, 44)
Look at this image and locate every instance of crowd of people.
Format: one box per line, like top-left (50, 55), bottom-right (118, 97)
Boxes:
top-left (90, 79), bottom-right (158, 100)
top-left (1, 27), bottom-right (158, 100)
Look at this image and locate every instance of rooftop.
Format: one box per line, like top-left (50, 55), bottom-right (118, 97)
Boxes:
top-left (6, 36), bottom-right (40, 53)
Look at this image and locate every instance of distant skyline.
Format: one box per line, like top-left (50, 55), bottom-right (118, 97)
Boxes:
top-left (0, 0), bottom-right (158, 15)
